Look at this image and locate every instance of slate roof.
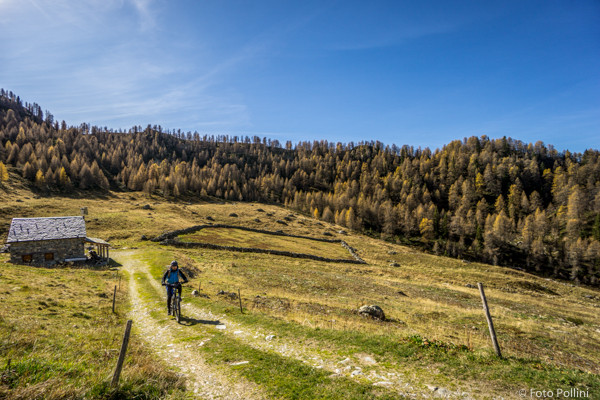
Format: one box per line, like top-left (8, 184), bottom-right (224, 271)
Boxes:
top-left (85, 237), bottom-right (110, 246)
top-left (7, 216), bottom-right (87, 243)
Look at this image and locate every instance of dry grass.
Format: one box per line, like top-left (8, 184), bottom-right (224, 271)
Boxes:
top-left (179, 227), bottom-right (353, 259)
top-left (0, 252), bottom-right (186, 399)
top-left (1, 184), bottom-right (599, 398)
top-left (178, 245), bottom-right (600, 373)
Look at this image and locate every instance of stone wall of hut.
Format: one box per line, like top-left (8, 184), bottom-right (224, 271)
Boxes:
top-left (9, 238), bottom-right (85, 266)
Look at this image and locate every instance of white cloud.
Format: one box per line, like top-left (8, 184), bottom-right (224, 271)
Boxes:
top-left (0, 0), bottom-right (265, 133)
top-left (128, 0), bottom-right (156, 31)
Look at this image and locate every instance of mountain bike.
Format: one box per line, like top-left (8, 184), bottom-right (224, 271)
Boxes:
top-left (164, 282), bottom-right (183, 322)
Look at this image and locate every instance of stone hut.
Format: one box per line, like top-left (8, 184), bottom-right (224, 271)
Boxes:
top-left (6, 216), bottom-right (109, 266)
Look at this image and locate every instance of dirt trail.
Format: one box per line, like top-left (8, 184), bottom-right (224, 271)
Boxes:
top-left (120, 250), bottom-right (267, 400)
top-left (117, 249), bottom-right (468, 400)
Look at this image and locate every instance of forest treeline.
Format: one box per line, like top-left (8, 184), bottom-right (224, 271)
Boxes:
top-left (1, 89), bottom-right (599, 284)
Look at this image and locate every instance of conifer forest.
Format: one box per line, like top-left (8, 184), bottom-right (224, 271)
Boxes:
top-left (1, 89), bottom-right (599, 285)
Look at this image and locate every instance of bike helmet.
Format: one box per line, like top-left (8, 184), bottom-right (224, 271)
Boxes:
top-left (170, 260), bottom-right (178, 267)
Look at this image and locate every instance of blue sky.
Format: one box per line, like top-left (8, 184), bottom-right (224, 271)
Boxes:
top-left (1, 0), bottom-right (598, 152)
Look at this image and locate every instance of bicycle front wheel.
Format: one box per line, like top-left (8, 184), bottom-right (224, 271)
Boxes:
top-left (175, 296), bottom-right (181, 322)
top-left (171, 294), bottom-right (177, 318)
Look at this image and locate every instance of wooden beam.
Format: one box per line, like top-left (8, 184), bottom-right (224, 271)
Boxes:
top-left (111, 320), bottom-right (132, 387)
top-left (478, 282), bottom-right (502, 358)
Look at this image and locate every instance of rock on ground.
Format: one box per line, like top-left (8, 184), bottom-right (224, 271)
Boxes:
top-left (358, 305), bottom-right (385, 321)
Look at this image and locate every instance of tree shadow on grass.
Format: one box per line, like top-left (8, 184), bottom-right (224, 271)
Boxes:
top-left (178, 316), bottom-right (221, 326)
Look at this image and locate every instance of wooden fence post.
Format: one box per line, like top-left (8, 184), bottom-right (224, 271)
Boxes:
top-left (112, 285), bottom-right (117, 313)
top-left (238, 289), bottom-right (243, 313)
top-left (111, 320), bottom-right (132, 387)
top-left (477, 283), bottom-right (502, 358)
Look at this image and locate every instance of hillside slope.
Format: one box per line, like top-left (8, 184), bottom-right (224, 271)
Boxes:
top-left (1, 187), bottom-right (599, 399)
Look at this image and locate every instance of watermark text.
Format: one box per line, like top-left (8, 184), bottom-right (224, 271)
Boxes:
top-left (518, 388), bottom-right (590, 398)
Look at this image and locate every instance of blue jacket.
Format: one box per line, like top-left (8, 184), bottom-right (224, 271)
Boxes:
top-left (162, 268), bottom-right (189, 285)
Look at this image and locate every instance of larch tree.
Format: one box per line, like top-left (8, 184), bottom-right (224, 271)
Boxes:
top-left (2, 90), bottom-right (600, 284)
top-left (0, 161), bottom-right (8, 183)
top-left (34, 169), bottom-right (45, 189)
top-left (566, 185), bottom-right (585, 238)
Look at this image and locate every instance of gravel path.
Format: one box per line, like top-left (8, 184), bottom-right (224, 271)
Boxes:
top-left (123, 251), bottom-right (267, 400)
top-left (117, 249), bottom-right (472, 400)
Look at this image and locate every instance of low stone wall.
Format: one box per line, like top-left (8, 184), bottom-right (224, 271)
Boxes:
top-left (152, 224), bottom-right (366, 264)
top-left (340, 240), bottom-right (363, 262)
top-left (160, 238), bottom-right (366, 264)
top-left (152, 224), bottom-right (341, 243)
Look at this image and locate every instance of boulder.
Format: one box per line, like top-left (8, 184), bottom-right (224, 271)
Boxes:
top-left (465, 283), bottom-right (476, 288)
top-left (387, 250), bottom-right (397, 255)
top-left (338, 230), bottom-right (347, 235)
top-left (276, 220), bottom-right (288, 225)
top-left (389, 262), bottom-right (400, 267)
top-left (206, 216), bottom-right (214, 221)
top-left (191, 290), bottom-right (199, 296)
top-left (358, 305), bottom-right (385, 321)
top-left (142, 204), bottom-right (152, 210)
top-left (140, 235), bottom-right (148, 241)
top-left (217, 290), bottom-right (238, 299)
top-left (323, 231), bottom-right (333, 236)
top-left (229, 213), bottom-right (238, 217)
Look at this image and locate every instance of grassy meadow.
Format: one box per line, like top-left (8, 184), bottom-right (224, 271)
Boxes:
top-left (179, 226), bottom-right (354, 260)
top-left (0, 183), bottom-right (599, 399)
top-left (0, 254), bottom-right (186, 399)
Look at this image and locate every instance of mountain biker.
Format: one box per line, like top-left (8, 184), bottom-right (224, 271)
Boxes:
top-left (161, 260), bottom-right (189, 315)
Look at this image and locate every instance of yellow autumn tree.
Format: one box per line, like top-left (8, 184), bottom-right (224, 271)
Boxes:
top-left (0, 162), bottom-right (8, 183)
top-left (58, 167), bottom-right (71, 188)
top-left (419, 217), bottom-right (434, 241)
top-left (35, 169), bottom-right (45, 189)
